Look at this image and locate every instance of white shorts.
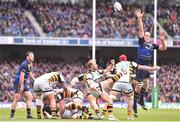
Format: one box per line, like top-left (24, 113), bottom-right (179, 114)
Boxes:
top-left (88, 82), bottom-right (105, 98)
top-left (111, 81), bottom-right (133, 94)
top-left (33, 77), bottom-right (53, 96)
top-left (62, 109), bottom-right (82, 119)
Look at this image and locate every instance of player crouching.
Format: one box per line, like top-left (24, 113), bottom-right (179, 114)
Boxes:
top-left (43, 87), bottom-right (93, 119)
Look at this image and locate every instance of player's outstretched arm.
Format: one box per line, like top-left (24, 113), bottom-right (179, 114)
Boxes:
top-left (159, 32), bottom-right (167, 51)
top-left (138, 65), bottom-right (160, 71)
top-left (135, 9), bottom-right (144, 38)
top-left (70, 77), bottom-right (79, 87)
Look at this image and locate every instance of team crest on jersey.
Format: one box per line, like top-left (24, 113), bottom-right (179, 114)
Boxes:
top-left (144, 43), bottom-right (153, 50)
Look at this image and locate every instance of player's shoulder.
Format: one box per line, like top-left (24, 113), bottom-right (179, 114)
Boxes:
top-left (84, 71), bottom-right (94, 79)
top-left (20, 60), bottom-right (29, 67)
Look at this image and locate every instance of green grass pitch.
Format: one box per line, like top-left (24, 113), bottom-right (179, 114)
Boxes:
top-left (0, 108), bottom-right (180, 122)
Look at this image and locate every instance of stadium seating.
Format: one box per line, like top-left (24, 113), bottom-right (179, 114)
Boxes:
top-left (1, 1), bottom-right (179, 39)
top-left (0, 57), bottom-right (179, 103)
top-left (0, 2), bottom-right (38, 36)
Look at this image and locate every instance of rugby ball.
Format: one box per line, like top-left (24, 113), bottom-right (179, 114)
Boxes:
top-left (113, 2), bottom-right (123, 12)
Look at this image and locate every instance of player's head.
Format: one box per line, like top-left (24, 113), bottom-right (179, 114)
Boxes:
top-left (87, 59), bottom-right (98, 70)
top-left (26, 51), bottom-right (34, 62)
top-left (144, 31), bottom-right (151, 42)
top-left (119, 54), bottom-right (127, 62)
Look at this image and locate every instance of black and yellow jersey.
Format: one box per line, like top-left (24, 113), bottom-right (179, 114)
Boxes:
top-left (114, 61), bottom-right (138, 82)
top-left (55, 88), bottom-right (83, 102)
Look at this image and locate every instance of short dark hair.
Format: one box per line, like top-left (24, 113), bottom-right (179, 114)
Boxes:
top-left (26, 51), bottom-right (33, 56)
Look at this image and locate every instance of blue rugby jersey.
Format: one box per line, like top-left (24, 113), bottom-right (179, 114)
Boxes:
top-left (14, 60), bottom-right (33, 83)
top-left (136, 37), bottom-right (159, 80)
top-left (138, 37), bottom-right (159, 66)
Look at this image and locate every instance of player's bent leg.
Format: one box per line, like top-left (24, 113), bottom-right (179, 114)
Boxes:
top-left (100, 93), bottom-right (117, 121)
top-left (127, 92), bottom-right (134, 120)
top-left (10, 93), bottom-right (21, 119)
top-left (24, 91), bottom-right (34, 118)
top-left (139, 78), bottom-right (149, 111)
top-left (45, 92), bottom-right (58, 119)
top-left (35, 92), bottom-right (43, 119)
top-left (101, 73), bottom-right (123, 90)
top-left (87, 95), bottom-right (103, 120)
top-left (133, 80), bottom-right (143, 117)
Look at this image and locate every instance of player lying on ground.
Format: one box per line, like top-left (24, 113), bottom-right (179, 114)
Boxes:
top-left (42, 88), bottom-right (93, 119)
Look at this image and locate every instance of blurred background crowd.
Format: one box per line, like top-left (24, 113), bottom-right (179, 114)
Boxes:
top-left (0, 1), bottom-right (179, 39)
top-left (0, 57), bottom-right (179, 103)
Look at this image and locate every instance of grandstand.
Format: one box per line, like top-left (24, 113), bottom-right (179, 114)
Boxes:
top-left (0, 0), bottom-right (179, 121)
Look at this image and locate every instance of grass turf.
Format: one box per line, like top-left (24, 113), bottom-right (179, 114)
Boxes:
top-left (0, 108), bottom-right (180, 122)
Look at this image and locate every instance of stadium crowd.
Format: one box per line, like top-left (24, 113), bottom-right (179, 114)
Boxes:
top-left (0, 2), bottom-right (38, 36)
top-left (0, 57), bottom-right (179, 103)
top-left (157, 5), bottom-right (180, 39)
top-left (0, 1), bottom-right (179, 39)
top-left (96, 2), bottom-right (154, 38)
top-left (30, 2), bottom-right (92, 37)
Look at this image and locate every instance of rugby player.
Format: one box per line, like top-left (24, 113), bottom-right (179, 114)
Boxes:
top-left (10, 51), bottom-right (35, 119)
top-left (133, 9), bottom-right (167, 117)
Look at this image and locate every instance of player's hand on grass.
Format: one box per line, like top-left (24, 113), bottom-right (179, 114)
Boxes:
top-left (135, 9), bottom-right (144, 19)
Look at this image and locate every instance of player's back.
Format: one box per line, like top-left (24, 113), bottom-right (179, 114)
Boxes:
top-left (37, 72), bottom-right (59, 81)
top-left (115, 61), bottom-right (137, 82)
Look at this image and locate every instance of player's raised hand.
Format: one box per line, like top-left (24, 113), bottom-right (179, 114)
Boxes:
top-left (135, 9), bottom-right (144, 19)
top-left (160, 32), bottom-right (165, 40)
top-left (110, 59), bottom-right (115, 65)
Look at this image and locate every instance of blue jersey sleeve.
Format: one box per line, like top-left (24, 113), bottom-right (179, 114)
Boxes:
top-left (20, 62), bottom-right (28, 73)
top-left (139, 37), bottom-right (144, 45)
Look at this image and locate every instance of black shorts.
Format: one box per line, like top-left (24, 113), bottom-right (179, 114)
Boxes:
top-left (135, 70), bottom-right (150, 82)
top-left (13, 81), bottom-right (30, 93)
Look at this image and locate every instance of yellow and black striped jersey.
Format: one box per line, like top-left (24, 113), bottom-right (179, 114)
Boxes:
top-left (114, 61), bottom-right (138, 82)
top-left (55, 88), bottom-right (83, 102)
top-left (37, 72), bottom-right (65, 84)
